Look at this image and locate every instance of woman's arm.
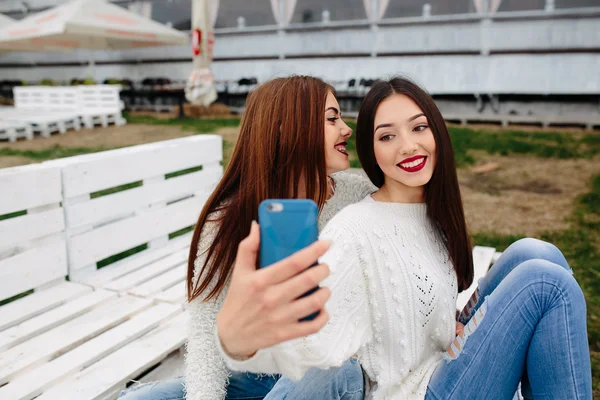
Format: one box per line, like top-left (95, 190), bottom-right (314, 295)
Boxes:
top-left (217, 221), bottom-right (373, 381)
top-left (185, 220), bottom-right (229, 400)
top-left (185, 294), bottom-right (229, 400)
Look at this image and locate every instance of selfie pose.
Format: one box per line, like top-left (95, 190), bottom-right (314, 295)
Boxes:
top-left (217, 78), bottom-right (593, 400)
top-left (118, 76), bottom-right (375, 400)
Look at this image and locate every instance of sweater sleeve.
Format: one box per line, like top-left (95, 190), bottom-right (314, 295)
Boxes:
top-left (219, 218), bottom-right (373, 381)
top-left (185, 219), bottom-right (229, 400)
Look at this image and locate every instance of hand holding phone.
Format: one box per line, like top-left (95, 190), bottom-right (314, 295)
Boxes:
top-left (259, 199), bottom-right (320, 321)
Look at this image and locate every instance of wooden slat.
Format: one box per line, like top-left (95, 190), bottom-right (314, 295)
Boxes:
top-left (154, 282), bottom-right (186, 305)
top-left (0, 207), bottom-right (64, 253)
top-left (0, 289), bottom-right (117, 352)
top-left (65, 164), bottom-right (222, 229)
top-left (104, 250), bottom-right (187, 292)
top-left (0, 164), bottom-right (61, 215)
top-left (68, 194), bottom-right (206, 272)
top-left (456, 246), bottom-right (496, 311)
top-left (129, 264), bottom-right (186, 298)
top-left (0, 304), bottom-right (181, 400)
top-left (0, 296), bottom-right (152, 385)
top-left (34, 313), bottom-right (188, 400)
top-left (0, 282), bottom-right (91, 332)
top-left (61, 136), bottom-right (222, 198)
top-left (0, 239), bottom-right (68, 302)
top-left (79, 233), bottom-right (192, 287)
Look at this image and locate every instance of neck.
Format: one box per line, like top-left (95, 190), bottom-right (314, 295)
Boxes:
top-left (373, 179), bottom-right (425, 204)
top-left (295, 175), bottom-right (334, 200)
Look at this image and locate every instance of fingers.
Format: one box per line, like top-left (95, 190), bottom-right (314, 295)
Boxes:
top-left (275, 263), bottom-right (330, 303)
top-left (275, 310), bottom-right (330, 343)
top-left (235, 221), bottom-right (260, 273)
top-left (259, 240), bottom-right (332, 285)
top-left (268, 286), bottom-right (331, 324)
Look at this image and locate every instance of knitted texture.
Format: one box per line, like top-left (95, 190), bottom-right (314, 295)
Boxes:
top-left (222, 196), bottom-right (458, 400)
top-left (185, 172), bottom-right (376, 400)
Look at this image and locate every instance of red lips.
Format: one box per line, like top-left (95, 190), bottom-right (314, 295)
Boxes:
top-left (397, 155), bottom-right (427, 173)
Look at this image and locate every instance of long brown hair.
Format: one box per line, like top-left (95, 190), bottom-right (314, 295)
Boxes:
top-left (356, 77), bottom-right (473, 291)
top-left (187, 76), bottom-right (334, 302)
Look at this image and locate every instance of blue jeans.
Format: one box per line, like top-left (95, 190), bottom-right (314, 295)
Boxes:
top-left (265, 358), bottom-right (364, 400)
top-left (426, 238), bottom-right (592, 399)
top-left (117, 371), bottom-right (279, 400)
top-left (266, 239), bottom-right (592, 399)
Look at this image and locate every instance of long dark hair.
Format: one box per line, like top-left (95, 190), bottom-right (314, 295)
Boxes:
top-left (356, 76), bottom-right (473, 291)
top-left (187, 76), bottom-right (333, 302)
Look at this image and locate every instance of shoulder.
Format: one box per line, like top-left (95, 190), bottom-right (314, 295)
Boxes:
top-left (321, 196), bottom-right (379, 238)
top-left (330, 171), bottom-right (376, 202)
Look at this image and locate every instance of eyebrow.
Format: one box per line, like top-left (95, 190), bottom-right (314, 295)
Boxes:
top-left (375, 113), bottom-right (426, 131)
top-left (408, 112), bottom-right (425, 122)
top-left (326, 107), bottom-right (339, 114)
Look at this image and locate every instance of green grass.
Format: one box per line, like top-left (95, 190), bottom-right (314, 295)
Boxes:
top-left (90, 181), bottom-right (143, 199)
top-left (0, 146), bottom-right (112, 161)
top-left (165, 165), bottom-right (203, 180)
top-left (124, 114), bottom-right (241, 134)
top-left (449, 127), bottom-right (600, 167)
top-left (96, 243), bottom-right (148, 269)
top-left (0, 210), bottom-right (27, 221)
top-left (473, 174), bottom-right (600, 395)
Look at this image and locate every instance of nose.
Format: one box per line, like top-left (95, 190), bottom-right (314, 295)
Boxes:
top-left (399, 136), bottom-right (418, 155)
top-left (340, 120), bottom-right (352, 139)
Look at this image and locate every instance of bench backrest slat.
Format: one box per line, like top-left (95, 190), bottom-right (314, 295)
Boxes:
top-left (0, 164), bottom-right (67, 302)
top-left (57, 135), bottom-right (223, 279)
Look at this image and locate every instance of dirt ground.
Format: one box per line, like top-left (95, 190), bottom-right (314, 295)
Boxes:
top-left (1, 123), bottom-right (598, 237)
top-left (459, 153), bottom-right (600, 235)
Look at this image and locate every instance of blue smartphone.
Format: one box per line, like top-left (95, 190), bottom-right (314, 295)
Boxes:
top-left (258, 199), bottom-right (320, 322)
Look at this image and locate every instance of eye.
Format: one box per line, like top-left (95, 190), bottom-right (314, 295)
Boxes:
top-left (414, 124), bottom-right (428, 132)
top-left (379, 134), bottom-right (394, 141)
top-left (327, 117), bottom-right (339, 123)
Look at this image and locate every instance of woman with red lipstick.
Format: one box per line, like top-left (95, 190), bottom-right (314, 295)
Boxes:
top-left (118, 76), bottom-right (375, 400)
top-left (218, 77), bottom-right (592, 400)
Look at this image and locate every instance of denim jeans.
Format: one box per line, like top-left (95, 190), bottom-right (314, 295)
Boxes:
top-left (265, 238), bottom-right (592, 399)
top-left (117, 371), bottom-right (279, 400)
top-left (425, 238), bottom-right (592, 399)
top-left (265, 358), bottom-right (364, 400)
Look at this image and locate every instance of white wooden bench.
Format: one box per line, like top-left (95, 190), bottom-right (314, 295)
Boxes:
top-left (0, 120), bottom-right (33, 142)
top-left (0, 87), bottom-right (81, 137)
top-left (77, 85), bottom-right (126, 128)
top-left (0, 135), bottom-right (222, 399)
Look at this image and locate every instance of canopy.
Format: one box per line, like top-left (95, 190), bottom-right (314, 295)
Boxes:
top-left (0, 14), bottom-right (15, 29)
top-left (0, 0), bottom-right (188, 51)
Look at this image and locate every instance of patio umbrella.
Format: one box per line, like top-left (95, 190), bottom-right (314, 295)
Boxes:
top-left (0, 14), bottom-right (15, 29)
top-left (0, 0), bottom-right (188, 52)
top-left (185, 0), bottom-right (218, 107)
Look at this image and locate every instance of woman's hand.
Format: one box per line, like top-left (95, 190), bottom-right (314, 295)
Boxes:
top-left (216, 221), bottom-right (332, 359)
top-left (456, 321), bottom-right (465, 338)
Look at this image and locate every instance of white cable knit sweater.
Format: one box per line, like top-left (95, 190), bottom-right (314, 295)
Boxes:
top-left (220, 196), bottom-right (459, 400)
top-left (184, 172), bottom-right (376, 400)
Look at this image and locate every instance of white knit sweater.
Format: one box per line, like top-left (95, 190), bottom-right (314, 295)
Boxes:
top-left (184, 172), bottom-right (376, 400)
top-left (220, 196), bottom-right (459, 400)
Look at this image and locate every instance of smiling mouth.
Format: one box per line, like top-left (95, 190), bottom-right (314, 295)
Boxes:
top-left (397, 156), bottom-right (427, 172)
top-left (334, 142), bottom-right (348, 156)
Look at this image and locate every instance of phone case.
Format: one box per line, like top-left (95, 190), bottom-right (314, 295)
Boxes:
top-left (259, 199), bottom-right (319, 269)
top-left (258, 199), bottom-right (320, 321)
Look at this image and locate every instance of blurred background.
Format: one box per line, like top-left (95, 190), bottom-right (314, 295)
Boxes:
top-left (0, 0), bottom-right (598, 396)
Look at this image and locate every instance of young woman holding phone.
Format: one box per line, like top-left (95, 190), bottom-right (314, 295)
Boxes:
top-left (218, 77), bottom-right (592, 400)
top-left (118, 76), bottom-right (375, 400)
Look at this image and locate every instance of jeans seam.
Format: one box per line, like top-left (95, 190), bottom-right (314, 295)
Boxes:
top-left (555, 280), bottom-right (578, 400)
